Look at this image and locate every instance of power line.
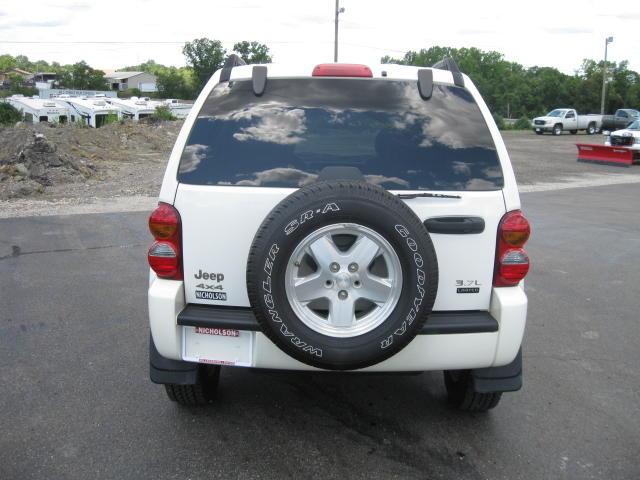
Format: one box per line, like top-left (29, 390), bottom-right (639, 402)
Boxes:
top-left (0, 41), bottom-right (188, 44)
top-left (0, 39), bottom-right (412, 53)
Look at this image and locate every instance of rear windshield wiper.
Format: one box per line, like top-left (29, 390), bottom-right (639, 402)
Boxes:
top-left (396, 192), bottom-right (462, 199)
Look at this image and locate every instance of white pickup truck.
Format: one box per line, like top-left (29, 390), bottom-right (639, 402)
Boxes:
top-left (532, 108), bottom-right (602, 135)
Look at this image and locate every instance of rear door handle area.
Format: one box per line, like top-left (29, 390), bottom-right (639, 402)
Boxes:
top-left (423, 216), bottom-right (485, 234)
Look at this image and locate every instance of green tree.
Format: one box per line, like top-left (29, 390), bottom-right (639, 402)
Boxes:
top-left (232, 41), bottom-right (272, 64)
top-left (157, 66), bottom-right (197, 99)
top-left (182, 38), bottom-right (227, 91)
top-left (0, 54), bottom-right (17, 71)
top-left (0, 103), bottom-right (22, 125)
top-left (13, 55), bottom-right (32, 70)
top-left (381, 45), bottom-right (639, 118)
top-left (58, 61), bottom-right (106, 89)
top-left (120, 59), bottom-right (164, 75)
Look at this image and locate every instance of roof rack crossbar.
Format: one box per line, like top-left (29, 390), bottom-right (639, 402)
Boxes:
top-left (220, 54), bottom-right (246, 83)
top-left (431, 57), bottom-right (465, 88)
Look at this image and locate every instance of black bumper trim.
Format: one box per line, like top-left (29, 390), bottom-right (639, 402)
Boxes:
top-left (177, 304), bottom-right (498, 335)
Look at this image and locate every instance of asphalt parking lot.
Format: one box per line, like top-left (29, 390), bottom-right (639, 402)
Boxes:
top-left (502, 130), bottom-right (640, 187)
top-left (1, 182), bottom-right (638, 479)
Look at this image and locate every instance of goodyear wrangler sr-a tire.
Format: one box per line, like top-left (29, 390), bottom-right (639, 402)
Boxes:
top-left (246, 181), bottom-right (438, 370)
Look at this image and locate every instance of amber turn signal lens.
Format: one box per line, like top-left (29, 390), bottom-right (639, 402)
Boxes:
top-left (150, 222), bottom-right (178, 240)
top-left (149, 203), bottom-right (180, 240)
top-left (500, 212), bottom-right (530, 246)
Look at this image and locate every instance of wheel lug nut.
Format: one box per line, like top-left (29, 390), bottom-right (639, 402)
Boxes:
top-left (348, 262), bottom-right (358, 272)
top-left (338, 290), bottom-right (348, 300)
top-left (330, 262), bottom-right (340, 273)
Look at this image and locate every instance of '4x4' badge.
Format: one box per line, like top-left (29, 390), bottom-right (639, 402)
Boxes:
top-left (196, 283), bottom-right (224, 290)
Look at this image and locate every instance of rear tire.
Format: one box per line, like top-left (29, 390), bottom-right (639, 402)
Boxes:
top-left (534, 130), bottom-right (543, 135)
top-left (164, 365), bottom-right (221, 406)
top-left (586, 123), bottom-right (597, 135)
top-left (444, 370), bottom-right (502, 412)
top-left (552, 124), bottom-right (562, 136)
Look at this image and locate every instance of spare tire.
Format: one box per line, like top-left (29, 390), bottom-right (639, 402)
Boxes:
top-left (246, 181), bottom-right (438, 370)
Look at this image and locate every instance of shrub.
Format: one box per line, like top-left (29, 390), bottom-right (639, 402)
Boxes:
top-left (492, 112), bottom-right (505, 130)
top-left (117, 88), bottom-right (142, 98)
top-left (152, 105), bottom-right (176, 121)
top-left (513, 116), bottom-right (531, 130)
top-left (0, 103), bottom-right (22, 125)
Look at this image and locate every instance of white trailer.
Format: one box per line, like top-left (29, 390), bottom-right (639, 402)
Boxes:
top-left (6, 95), bottom-right (70, 124)
top-left (161, 99), bottom-right (192, 119)
top-left (62, 97), bottom-right (120, 128)
top-left (106, 97), bottom-right (156, 121)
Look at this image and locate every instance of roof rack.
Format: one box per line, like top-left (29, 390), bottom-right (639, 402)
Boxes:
top-left (417, 69), bottom-right (433, 100)
top-left (431, 57), bottom-right (464, 88)
top-left (220, 54), bottom-right (246, 82)
top-left (252, 65), bottom-right (267, 96)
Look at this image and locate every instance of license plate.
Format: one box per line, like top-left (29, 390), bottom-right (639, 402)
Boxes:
top-left (182, 326), bottom-right (253, 366)
top-left (535, 128), bottom-right (541, 132)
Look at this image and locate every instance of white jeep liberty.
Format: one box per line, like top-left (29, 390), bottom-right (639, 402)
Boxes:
top-left (147, 56), bottom-right (530, 412)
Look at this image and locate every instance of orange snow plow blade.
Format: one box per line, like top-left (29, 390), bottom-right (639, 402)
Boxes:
top-left (576, 144), bottom-right (634, 167)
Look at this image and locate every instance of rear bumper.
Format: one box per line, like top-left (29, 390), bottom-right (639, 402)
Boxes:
top-left (149, 278), bottom-right (527, 372)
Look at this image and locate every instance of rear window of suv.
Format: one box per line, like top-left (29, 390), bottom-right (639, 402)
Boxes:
top-left (178, 78), bottom-right (503, 190)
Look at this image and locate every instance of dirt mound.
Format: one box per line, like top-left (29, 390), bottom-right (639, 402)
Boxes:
top-left (0, 129), bottom-right (95, 199)
top-left (0, 120), bottom-right (182, 200)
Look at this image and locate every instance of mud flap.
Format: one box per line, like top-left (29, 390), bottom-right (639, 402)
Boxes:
top-left (149, 335), bottom-right (198, 385)
top-left (470, 348), bottom-right (522, 394)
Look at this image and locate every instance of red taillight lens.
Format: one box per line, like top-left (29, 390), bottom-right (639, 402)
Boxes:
top-left (148, 241), bottom-right (180, 278)
top-left (500, 211), bottom-right (530, 246)
top-left (148, 203), bottom-right (182, 280)
top-left (149, 203), bottom-right (180, 239)
top-left (312, 63), bottom-right (373, 77)
top-left (494, 211), bottom-right (531, 287)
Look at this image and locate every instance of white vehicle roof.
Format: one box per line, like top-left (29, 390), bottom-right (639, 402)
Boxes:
top-left (107, 97), bottom-right (156, 113)
top-left (221, 62), bottom-right (462, 85)
top-left (7, 95), bottom-right (68, 113)
top-left (63, 97), bottom-right (120, 113)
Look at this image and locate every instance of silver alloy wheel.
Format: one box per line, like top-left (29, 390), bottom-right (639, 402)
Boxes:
top-left (285, 223), bottom-right (402, 338)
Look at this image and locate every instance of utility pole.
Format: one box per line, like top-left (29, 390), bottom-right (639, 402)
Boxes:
top-left (334, 0), bottom-right (345, 62)
top-left (600, 36), bottom-right (614, 114)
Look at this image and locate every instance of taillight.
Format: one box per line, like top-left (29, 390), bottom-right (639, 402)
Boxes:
top-left (494, 210), bottom-right (530, 287)
top-left (312, 63), bottom-right (373, 77)
top-left (148, 203), bottom-right (182, 280)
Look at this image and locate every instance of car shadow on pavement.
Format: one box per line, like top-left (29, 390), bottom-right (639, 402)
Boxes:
top-left (152, 367), bottom-right (497, 479)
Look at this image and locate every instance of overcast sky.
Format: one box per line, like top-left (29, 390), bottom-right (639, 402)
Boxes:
top-left (0, 0), bottom-right (638, 74)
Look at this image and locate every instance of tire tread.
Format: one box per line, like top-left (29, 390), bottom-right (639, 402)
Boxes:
top-left (444, 370), bottom-right (503, 412)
